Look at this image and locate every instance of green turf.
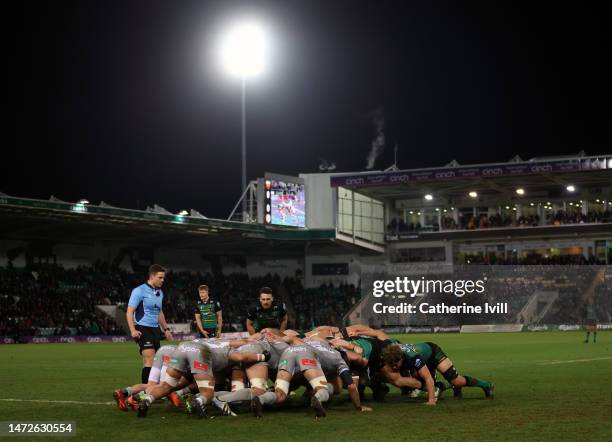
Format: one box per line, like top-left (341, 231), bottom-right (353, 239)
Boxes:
top-left (1, 332), bottom-right (611, 441)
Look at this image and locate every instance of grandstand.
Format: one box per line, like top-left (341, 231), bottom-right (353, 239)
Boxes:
top-left (1, 153), bottom-right (611, 339)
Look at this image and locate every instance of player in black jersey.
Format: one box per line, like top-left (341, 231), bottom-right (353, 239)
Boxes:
top-left (246, 287), bottom-right (288, 334)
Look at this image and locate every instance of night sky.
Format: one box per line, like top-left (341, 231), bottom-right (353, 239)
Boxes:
top-left (10, 0), bottom-right (611, 218)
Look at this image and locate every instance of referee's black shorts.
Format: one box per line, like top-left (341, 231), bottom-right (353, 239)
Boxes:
top-left (135, 324), bottom-right (161, 354)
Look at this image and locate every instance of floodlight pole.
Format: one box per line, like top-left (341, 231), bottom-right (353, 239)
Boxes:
top-left (241, 76), bottom-right (247, 222)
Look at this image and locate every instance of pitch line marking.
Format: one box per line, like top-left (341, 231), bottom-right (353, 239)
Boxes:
top-left (536, 356), bottom-right (612, 365)
top-left (0, 398), bottom-right (113, 406)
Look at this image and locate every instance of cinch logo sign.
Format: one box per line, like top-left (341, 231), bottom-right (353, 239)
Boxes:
top-left (345, 178), bottom-right (365, 186)
top-left (389, 174), bottom-right (410, 183)
top-left (531, 164), bottom-right (553, 173)
top-left (435, 171), bottom-right (455, 178)
top-left (482, 168), bottom-right (503, 175)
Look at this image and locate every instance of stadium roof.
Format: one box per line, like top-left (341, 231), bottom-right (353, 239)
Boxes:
top-left (329, 154), bottom-right (612, 200)
top-left (0, 194), bottom-right (337, 254)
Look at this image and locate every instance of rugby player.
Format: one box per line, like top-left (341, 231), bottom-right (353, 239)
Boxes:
top-left (304, 336), bottom-right (372, 414)
top-left (126, 264), bottom-right (173, 384)
top-left (246, 287), bottom-right (288, 334)
top-left (584, 301), bottom-right (598, 343)
top-left (251, 340), bottom-right (330, 418)
top-left (113, 344), bottom-right (179, 410)
top-left (212, 332), bottom-right (277, 415)
top-left (137, 338), bottom-right (269, 418)
top-left (194, 284), bottom-right (223, 338)
top-left (382, 342), bottom-right (494, 404)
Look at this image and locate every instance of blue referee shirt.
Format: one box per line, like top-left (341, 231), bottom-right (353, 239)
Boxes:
top-left (128, 283), bottom-right (164, 327)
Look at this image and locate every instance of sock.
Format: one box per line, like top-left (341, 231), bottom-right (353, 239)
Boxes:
top-left (585, 332), bottom-right (590, 342)
top-left (464, 376), bottom-right (491, 389)
top-left (121, 387), bottom-right (133, 396)
top-left (195, 394), bottom-right (208, 406)
top-left (258, 391), bottom-right (277, 405)
top-left (593, 332), bottom-right (597, 343)
top-left (175, 387), bottom-right (192, 397)
top-left (218, 388), bottom-right (252, 403)
top-left (142, 394), bottom-right (154, 405)
top-left (141, 367), bottom-right (151, 384)
top-left (314, 388), bottom-right (330, 403)
top-left (326, 383), bottom-right (334, 396)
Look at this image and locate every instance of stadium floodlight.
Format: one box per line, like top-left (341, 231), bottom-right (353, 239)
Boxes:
top-left (515, 188), bottom-right (525, 195)
top-left (424, 194), bottom-right (433, 201)
top-left (468, 191), bottom-right (478, 198)
top-left (77, 199), bottom-right (89, 205)
top-left (178, 210), bottom-right (189, 216)
top-left (221, 23), bottom-right (267, 78)
top-left (566, 185), bottom-right (576, 192)
top-left (220, 21), bottom-right (269, 222)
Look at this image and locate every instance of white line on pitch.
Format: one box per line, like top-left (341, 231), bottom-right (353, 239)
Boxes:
top-left (536, 356), bottom-right (612, 365)
top-left (0, 398), bottom-right (113, 406)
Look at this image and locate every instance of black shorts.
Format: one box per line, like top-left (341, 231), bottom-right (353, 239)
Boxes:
top-left (135, 324), bottom-right (161, 354)
top-left (199, 328), bottom-right (217, 338)
top-left (425, 342), bottom-right (448, 366)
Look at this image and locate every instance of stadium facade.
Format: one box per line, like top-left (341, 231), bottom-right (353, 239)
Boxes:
top-left (1, 153), bottom-right (611, 333)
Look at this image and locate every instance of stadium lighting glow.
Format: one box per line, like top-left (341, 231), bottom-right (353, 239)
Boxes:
top-left (530, 203), bottom-right (535, 206)
top-left (424, 194), bottom-right (433, 201)
top-left (409, 211), bottom-right (414, 214)
top-left (566, 185), bottom-right (576, 192)
top-left (78, 199), bottom-right (89, 205)
top-left (468, 191), bottom-right (478, 198)
top-left (435, 208), bottom-right (440, 211)
top-left (221, 23), bottom-right (268, 77)
top-left (515, 188), bottom-right (525, 195)
top-left (505, 206), bottom-right (510, 210)
top-left (178, 210), bottom-right (188, 216)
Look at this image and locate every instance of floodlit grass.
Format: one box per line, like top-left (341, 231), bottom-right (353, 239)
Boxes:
top-left (1, 331), bottom-right (611, 441)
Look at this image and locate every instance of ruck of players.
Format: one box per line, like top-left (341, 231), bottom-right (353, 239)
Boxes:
top-left (113, 265), bottom-right (494, 419)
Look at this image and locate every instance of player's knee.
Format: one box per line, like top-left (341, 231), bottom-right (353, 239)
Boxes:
top-left (231, 380), bottom-right (245, 391)
top-left (165, 376), bottom-right (179, 388)
top-left (250, 378), bottom-right (268, 392)
top-left (196, 379), bottom-right (215, 398)
top-left (308, 375), bottom-right (328, 392)
top-left (274, 379), bottom-right (290, 402)
top-left (442, 366), bottom-right (460, 383)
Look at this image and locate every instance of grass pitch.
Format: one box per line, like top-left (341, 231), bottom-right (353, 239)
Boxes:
top-left (1, 331), bottom-right (611, 441)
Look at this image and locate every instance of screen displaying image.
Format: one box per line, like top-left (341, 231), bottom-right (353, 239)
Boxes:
top-left (264, 178), bottom-right (306, 227)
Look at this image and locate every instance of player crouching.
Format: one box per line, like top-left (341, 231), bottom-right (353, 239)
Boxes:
top-left (382, 342), bottom-right (494, 404)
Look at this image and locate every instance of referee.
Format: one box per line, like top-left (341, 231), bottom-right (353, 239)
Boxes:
top-left (126, 264), bottom-right (173, 383)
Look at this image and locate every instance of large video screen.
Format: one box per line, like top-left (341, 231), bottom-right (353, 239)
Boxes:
top-left (264, 176), bottom-right (306, 227)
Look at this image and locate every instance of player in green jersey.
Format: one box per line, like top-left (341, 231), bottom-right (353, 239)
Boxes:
top-left (382, 342), bottom-right (494, 405)
top-left (246, 287), bottom-right (288, 334)
top-left (194, 285), bottom-right (223, 338)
